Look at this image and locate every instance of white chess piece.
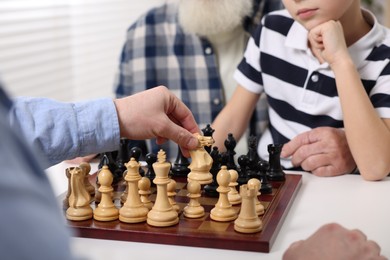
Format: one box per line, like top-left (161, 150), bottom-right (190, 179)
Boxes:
top-left (234, 184), bottom-right (262, 233)
top-left (93, 165), bottom-right (119, 221)
top-left (210, 165), bottom-right (238, 222)
top-left (247, 178), bottom-right (265, 215)
top-left (228, 169), bottom-right (241, 205)
top-left (184, 180), bottom-right (205, 218)
top-left (138, 177), bottom-right (153, 210)
top-left (119, 158), bottom-right (149, 223)
top-left (147, 150), bottom-right (179, 227)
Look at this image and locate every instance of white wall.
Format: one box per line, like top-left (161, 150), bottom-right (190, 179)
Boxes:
top-left (0, 0), bottom-right (168, 102)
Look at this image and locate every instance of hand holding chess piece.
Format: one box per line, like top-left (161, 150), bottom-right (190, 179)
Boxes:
top-left (187, 133), bottom-right (214, 185)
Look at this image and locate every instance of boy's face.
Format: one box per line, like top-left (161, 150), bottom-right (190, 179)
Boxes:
top-left (282, 0), bottom-right (355, 30)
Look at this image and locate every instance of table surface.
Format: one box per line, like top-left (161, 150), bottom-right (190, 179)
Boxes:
top-left (46, 162), bottom-right (390, 260)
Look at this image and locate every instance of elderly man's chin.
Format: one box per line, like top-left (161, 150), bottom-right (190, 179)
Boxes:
top-left (178, 0), bottom-right (253, 36)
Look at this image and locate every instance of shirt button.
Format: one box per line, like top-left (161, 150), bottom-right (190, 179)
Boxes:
top-left (311, 74), bottom-right (319, 82)
top-left (205, 47), bottom-right (213, 55)
top-left (213, 98), bottom-right (220, 105)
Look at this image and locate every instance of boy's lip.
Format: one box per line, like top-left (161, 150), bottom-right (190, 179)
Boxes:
top-left (297, 8), bottom-right (318, 19)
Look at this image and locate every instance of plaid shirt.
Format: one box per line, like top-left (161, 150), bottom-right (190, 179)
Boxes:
top-left (114, 2), bottom-right (281, 161)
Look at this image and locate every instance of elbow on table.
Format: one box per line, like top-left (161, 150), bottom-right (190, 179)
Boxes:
top-left (359, 164), bottom-right (390, 181)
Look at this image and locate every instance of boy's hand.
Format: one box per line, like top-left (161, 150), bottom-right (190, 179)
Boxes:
top-left (308, 20), bottom-right (350, 66)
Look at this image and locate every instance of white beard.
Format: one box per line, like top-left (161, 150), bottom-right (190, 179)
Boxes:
top-left (178, 0), bottom-right (253, 36)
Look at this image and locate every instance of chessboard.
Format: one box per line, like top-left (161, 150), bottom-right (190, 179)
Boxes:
top-left (61, 171), bottom-right (301, 253)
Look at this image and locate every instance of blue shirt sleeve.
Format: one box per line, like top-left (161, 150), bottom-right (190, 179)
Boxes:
top-left (8, 97), bottom-right (120, 167)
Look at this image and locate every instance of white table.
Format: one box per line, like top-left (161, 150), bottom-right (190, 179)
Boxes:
top-left (47, 162), bottom-right (390, 260)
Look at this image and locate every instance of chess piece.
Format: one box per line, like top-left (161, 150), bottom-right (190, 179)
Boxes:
top-left (138, 177), bottom-right (153, 210)
top-left (228, 169), bottom-right (241, 205)
top-left (259, 160), bottom-right (273, 194)
top-left (63, 167), bottom-right (72, 208)
top-left (145, 152), bottom-right (157, 184)
top-left (119, 158), bottom-right (149, 223)
top-left (204, 146), bottom-right (220, 197)
top-left (184, 180), bottom-right (205, 218)
top-left (147, 150), bottom-right (179, 227)
top-left (167, 179), bottom-right (180, 213)
top-left (201, 124), bottom-right (215, 153)
top-left (66, 167), bottom-right (93, 221)
top-left (237, 154), bottom-right (250, 185)
top-left (130, 146), bottom-right (145, 176)
top-left (246, 136), bottom-right (261, 179)
top-left (171, 145), bottom-right (191, 177)
top-left (224, 133), bottom-right (237, 170)
top-left (113, 138), bottom-right (129, 184)
top-left (247, 178), bottom-right (265, 215)
top-left (210, 165), bottom-right (238, 222)
top-left (187, 133), bottom-right (214, 185)
top-left (79, 162), bottom-right (95, 198)
top-left (234, 184), bottom-right (262, 233)
top-left (266, 144), bottom-right (286, 181)
top-left (93, 165), bottom-right (119, 221)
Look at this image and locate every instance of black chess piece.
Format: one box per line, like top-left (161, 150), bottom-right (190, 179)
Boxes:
top-left (201, 124), bottom-right (215, 154)
top-left (224, 133), bottom-right (237, 170)
top-left (145, 152), bottom-right (157, 184)
top-left (266, 144), bottom-right (286, 181)
top-left (246, 135), bottom-right (260, 179)
top-left (237, 154), bottom-right (250, 185)
top-left (113, 138), bottom-right (128, 185)
top-left (258, 160), bottom-right (273, 194)
top-left (98, 152), bottom-right (117, 174)
top-left (129, 146), bottom-right (145, 176)
top-left (171, 145), bottom-right (191, 177)
top-left (204, 146), bottom-right (220, 197)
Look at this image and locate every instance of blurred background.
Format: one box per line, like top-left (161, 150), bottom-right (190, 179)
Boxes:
top-left (0, 0), bottom-right (388, 102)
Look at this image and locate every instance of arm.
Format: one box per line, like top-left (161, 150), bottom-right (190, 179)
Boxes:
top-left (211, 85), bottom-right (260, 151)
top-left (309, 21), bottom-right (390, 180)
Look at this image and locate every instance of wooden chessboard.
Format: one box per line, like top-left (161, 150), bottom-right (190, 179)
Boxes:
top-left (62, 172), bottom-right (302, 253)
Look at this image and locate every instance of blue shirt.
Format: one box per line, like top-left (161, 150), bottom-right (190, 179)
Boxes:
top-left (0, 86), bottom-right (121, 259)
top-left (114, 2), bottom-right (281, 160)
top-left (235, 9), bottom-right (390, 168)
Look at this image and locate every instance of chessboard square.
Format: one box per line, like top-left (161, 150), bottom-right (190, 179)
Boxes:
top-left (198, 220), bottom-right (230, 232)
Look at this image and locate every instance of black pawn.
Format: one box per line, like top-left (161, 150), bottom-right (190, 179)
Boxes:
top-left (266, 144), bottom-right (286, 181)
top-left (224, 133), bottom-right (237, 170)
top-left (113, 138), bottom-right (128, 184)
top-left (204, 146), bottom-right (220, 197)
top-left (202, 124), bottom-right (215, 154)
top-left (129, 146), bottom-right (145, 176)
top-left (171, 145), bottom-right (191, 177)
top-left (237, 154), bottom-right (250, 185)
top-left (259, 160), bottom-right (272, 194)
top-left (145, 152), bottom-right (157, 184)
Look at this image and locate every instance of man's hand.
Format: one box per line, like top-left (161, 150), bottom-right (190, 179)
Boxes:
top-left (281, 127), bottom-right (356, 176)
top-left (283, 223), bottom-right (386, 260)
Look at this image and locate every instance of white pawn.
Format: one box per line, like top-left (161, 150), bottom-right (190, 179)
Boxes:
top-left (119, 158), bottom-right (149, 223)
top-left (138, 177), bottom-right (153, 210)
top-left (210, 166), bottom-right (238, 222)
top-left (147, 150), bottom-right (179, 227)
top-left (167, 179), bottom-right (180, 213)
top-left (228, 169), bottom-right (241, 205)
top-left (184, 180), bottom-right (204, 218)
top-left (234, 184), bottom-right (262, 233)
top-left (247, 178), bottom-right (265, 215)
top-left (93, 165), bottom-right (119, 221)
top-left (66, 167), bottom-right (93, 221)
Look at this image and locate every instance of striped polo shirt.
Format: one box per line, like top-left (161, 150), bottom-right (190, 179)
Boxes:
top-left (235, 9), bottom-right (390, 168)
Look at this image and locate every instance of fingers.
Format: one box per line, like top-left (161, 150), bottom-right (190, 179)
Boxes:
top-left (281, 130), bottom-right (313, 159)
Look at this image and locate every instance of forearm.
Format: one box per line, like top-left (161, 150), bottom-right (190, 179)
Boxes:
top-left (8, 97), bottom-right (120, 167)
top-left (332, 59), bottom-right (390, 180)
top-left (212, 86), bottom-right (259, 151)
